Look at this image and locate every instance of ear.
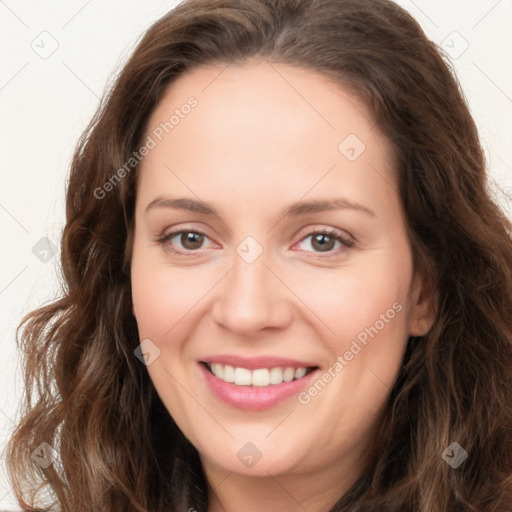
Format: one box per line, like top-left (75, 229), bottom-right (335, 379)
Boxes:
top-left (407, 270), bottom-right (437, 336)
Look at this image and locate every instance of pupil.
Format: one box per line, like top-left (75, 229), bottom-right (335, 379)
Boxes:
top-left (313, 234), bottom-right (334, 252)
top-left (182, 232), bottom-right (203, 249)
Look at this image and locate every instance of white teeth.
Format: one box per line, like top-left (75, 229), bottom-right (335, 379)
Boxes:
top-left (294, 367), bottom-right (307, 379)
top-left (269, 367), bottom-right (283, 384)
top-left (283, 367), bottom-right (295, 382)
top-left (234, 367), bottom-right (252, 386)
top-left (251, 368), bottom-right (270, 387)
top-left (208, 363), bottom-right (312, 387)
top-left (223, 364), bottom-right (235, 382)
top-left (211, 363), bottom-right (223, 379)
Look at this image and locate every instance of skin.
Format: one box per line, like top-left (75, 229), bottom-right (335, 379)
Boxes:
top-left (131, 59), bottom-right (436, 512)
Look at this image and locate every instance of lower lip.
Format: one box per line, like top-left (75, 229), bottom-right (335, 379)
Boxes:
top-left (199, 363), bottom-right (319, 411)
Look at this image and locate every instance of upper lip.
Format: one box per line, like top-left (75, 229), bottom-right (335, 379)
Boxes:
top-left (200, 354), bottom-right (318, 370)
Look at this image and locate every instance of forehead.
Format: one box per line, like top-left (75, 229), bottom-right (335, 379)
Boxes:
top-left (146, 59), bottom-right (386, 149)
top-left (136, 60), bottom-right (398, 218)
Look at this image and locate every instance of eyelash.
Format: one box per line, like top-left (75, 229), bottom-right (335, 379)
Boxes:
top-left (155, 227), bottom-right (355, 258)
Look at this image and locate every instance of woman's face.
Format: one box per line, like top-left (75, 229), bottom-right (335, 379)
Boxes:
top-left (131, 60), bottom-right (434, 488)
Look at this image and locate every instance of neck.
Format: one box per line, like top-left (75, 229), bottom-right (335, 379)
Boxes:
top-left (204, 451), bottom-right (369, 512)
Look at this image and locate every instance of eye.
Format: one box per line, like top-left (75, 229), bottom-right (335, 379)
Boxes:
top-left (156, 227), bottom-right (354, 256)
top-left (295, 228), bottom-right (354, 255)
top-left (156, 229), bottom-right (214, 253)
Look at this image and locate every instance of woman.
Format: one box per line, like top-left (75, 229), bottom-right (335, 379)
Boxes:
top-left (7, 0), bottom-right (512, 510)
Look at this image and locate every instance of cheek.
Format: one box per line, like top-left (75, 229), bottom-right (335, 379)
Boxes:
top-left (131, 257), bottom-right (211, 339)
top-left (291, 254), bottom-right (412, 408)
top-left (291, 264), bottom-right (410, 348)
top-left (130, 255), bottom-right (204, 433)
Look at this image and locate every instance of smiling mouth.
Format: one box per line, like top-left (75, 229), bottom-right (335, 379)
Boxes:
top-left (201, 361), bottom-right (318, 387)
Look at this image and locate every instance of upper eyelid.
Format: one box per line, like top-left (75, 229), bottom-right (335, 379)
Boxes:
top-left (159, 224), bottom-right (350, 240)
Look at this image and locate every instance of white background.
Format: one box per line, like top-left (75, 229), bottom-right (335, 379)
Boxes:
top-left (0, 0), bottom-right (511, 509)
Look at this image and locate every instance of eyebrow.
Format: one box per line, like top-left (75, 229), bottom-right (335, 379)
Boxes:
top-left (145, 196), bottom-right (376, 218)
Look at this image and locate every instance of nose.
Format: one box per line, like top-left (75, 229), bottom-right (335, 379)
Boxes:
top-left (211, 247), bottom-right (293, 336)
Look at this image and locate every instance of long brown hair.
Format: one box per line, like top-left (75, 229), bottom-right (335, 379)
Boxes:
top-left (7, 0), bottom-right (512, 510)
